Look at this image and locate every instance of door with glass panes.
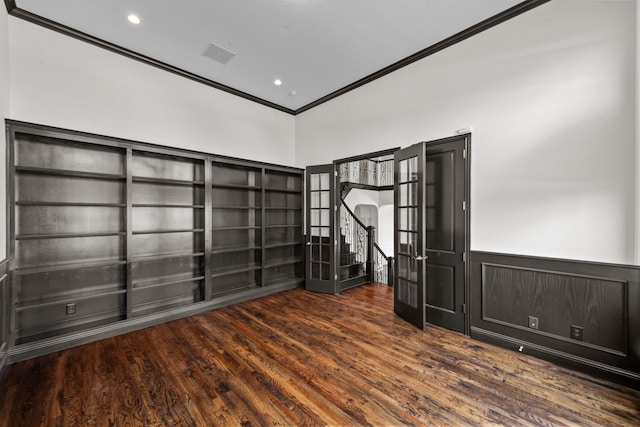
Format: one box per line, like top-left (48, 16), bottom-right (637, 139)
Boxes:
top-left (305, 164), bottom-right (337, 294)
top-left (394, 143), bottom-right (426, 329)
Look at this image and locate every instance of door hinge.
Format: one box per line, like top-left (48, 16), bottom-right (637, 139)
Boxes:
top-left (462, 252), bottom-right (466, 263)
top-left (462, 201), bottom-right (466, 211)
top-left (462, 304), bottom-right (467, 314)
top-left (462, 149), bottom-right (467, 159)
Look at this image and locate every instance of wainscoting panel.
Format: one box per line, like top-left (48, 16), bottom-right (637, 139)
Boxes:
top-left (470, 252), bottom-right (639, 386)
top-left (0, 259), bottom-right (8, 371)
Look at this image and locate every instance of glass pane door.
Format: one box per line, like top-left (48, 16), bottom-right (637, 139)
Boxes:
top-left (305, 164), bottom-right (336, 294)
top-left (394, 143), bottom-right (426, 329)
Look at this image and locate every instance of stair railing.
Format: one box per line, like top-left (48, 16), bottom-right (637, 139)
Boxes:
top-left (372, 242), bottom-right (394, 286)
top-left (340, 199), bottom-right (394, 286)
top-left (340, 199), bottom-right (368, 280)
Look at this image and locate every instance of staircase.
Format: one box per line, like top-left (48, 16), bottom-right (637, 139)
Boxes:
top-left (336, 155), bottom-right (395, 290)
top-left (338, 200), bottom-right (370, 291)
top-left (339, 234), bottom-right (365, 281)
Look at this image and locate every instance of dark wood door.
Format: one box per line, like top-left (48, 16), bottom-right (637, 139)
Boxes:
top-left (425, 136), bottom-right (467, 332)
top-left (305, 164), bottom-right (337, 294)
top-left (393, 143), bottom-right (426, 329)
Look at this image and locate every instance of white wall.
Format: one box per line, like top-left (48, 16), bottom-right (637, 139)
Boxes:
top-left (296, 1), bottom-right (638, 265)
top-left (0, 6), bottom-right (9, 260)
top-left (344, 189), bottom-right (394, 255)
top-left (8, 18), bottom-right (296, 166)
top-left (637, 1), bottom-right (640, 266)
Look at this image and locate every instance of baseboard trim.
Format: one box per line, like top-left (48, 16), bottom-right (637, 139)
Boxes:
top-left (8, 281), bottom-right (300, 364)
top-left (471, 327), bottom-right (640, 389)
top-left (339, 276), bottom-right (369, 292)
top-left (0, 342), bottom-right (7, 372)
top-left (0, 259), bottom-right (8, 372)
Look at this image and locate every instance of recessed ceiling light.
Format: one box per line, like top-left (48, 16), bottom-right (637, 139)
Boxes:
top-left (128, 14), bottom-right (141, 25)
top-left (274, 79), bottom-right (282, 86)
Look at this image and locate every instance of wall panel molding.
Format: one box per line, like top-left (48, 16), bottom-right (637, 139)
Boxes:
top-left (470, 251), bottom-right (639, 387)
top-left (480, 262), bottom-right (628, 356)
top-left (0, 258), bottom-right (9, 371)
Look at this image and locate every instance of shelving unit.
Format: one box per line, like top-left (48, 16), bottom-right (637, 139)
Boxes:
top-left (12, 133), bottom-right (127, 345)
top-left (211, 161), bottom-right (263, 297)
top-left (130, 151), bottom-right (206, 317)
top-left (7, 121), bottom-right (304, 358)
top-left (263, 170), bottom-right (303, 286)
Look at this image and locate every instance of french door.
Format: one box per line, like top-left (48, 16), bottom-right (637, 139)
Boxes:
top-left (393, 143), bottom-right (426, 329)
top-left (305, 164), bottom-right (337, 294)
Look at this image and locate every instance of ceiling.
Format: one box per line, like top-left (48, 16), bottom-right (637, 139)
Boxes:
top-left (8, 0), bottom-right (544, 114)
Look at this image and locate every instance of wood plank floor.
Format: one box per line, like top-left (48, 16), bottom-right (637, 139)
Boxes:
top-left (0, 284), bottom-right (638, 426)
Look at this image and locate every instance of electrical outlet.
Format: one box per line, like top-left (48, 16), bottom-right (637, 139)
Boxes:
top-left (66, 303), bottom-right (76, 315)
top-left (528, 316), bottom-right (539, 330)
top-left (570, 325), bottom-right (583, 341)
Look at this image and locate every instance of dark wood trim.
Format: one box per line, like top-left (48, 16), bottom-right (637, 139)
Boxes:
top-left (260, 168), bottom-right (267, 287)
top-left (3, 1), bottom-right (15, 12)
top-left (5, 124), bottom-right (15, 351)
top-left (469, 251), bottom-right (640, 387)
top-left (333, 147), bottom-right (400, 165)
top-left (6, 120), bottom-right (303, 173)
top-left (125, 149), bottom-right (133, 319)
top-left (339, 275), bottom-right (368, 291)
top-left (0, 259), bottom-right (8, 371)
top-left (295, 0), bottom-right (552, 114)
top-left (4, 7), bottom-right (295, 115)
top-left (471, 250), bottom-right (640, 271)
top-left (6, 280), bottom-right (299, 364)
top-left (471, 327), bottom-right (640, 389)
top-left (478, 261), bottom-right (631, 357)
top-left (462, 135), bottom-right (471, 335)
top-left (203, 157), bottom-right (213, 301)
top-left (4, 1), bottom-right (550, 115)
top-left (342, 183), bottom-right (393, 192)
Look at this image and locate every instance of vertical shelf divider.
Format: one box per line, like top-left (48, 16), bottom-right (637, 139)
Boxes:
top-left (125, 148), bottom-right (133, 319)
top-left (261, 168), bottom-right (267, 287)
top-left (204, 157), bottom-right (213, 301)
top-left (7, 125), bottom-right (16, 349)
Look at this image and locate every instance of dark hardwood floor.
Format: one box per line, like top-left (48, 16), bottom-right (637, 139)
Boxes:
top-left (1, 283), bottom-right (638, 426)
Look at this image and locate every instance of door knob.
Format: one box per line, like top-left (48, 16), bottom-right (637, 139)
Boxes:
top-left (414, 255), bottom-right (429, 261)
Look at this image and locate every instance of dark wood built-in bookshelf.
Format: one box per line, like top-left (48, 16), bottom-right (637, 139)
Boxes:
top-left (6, 121), bottom-right (304, 360)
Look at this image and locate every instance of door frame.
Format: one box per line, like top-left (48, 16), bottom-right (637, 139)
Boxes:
top-left (332, 147), bottom-right (400, 291)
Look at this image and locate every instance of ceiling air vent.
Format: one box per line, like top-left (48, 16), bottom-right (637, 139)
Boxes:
top-left (202, 42), bottom-right (236, 65)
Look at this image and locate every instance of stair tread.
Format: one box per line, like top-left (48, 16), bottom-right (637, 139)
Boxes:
top-left (340, 262), bottom-right (364, 268)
